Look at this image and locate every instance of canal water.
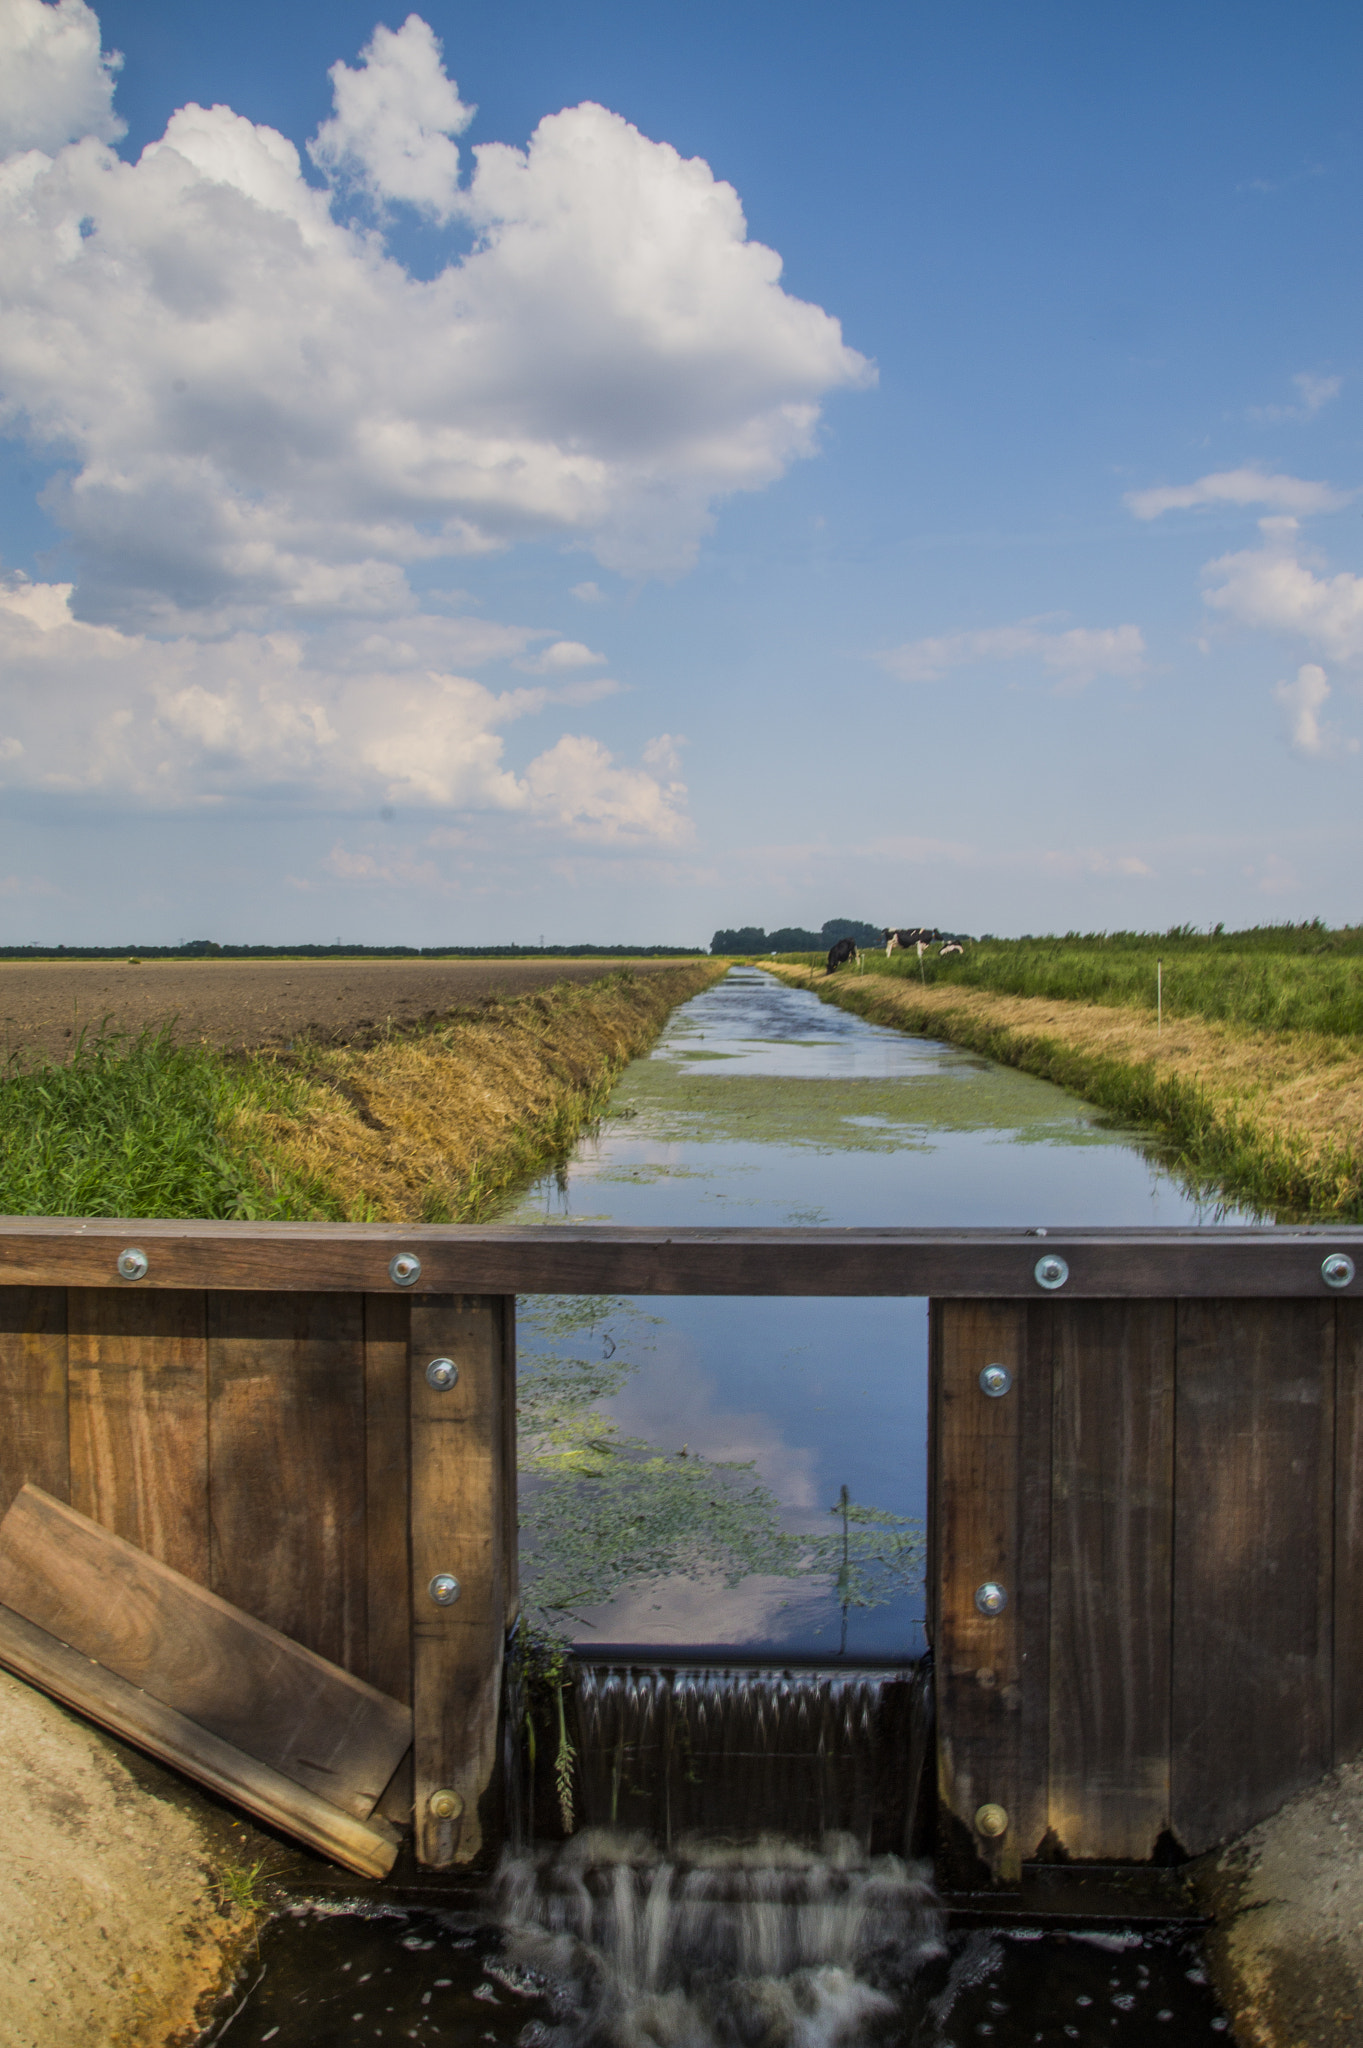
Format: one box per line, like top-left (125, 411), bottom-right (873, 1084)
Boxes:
top-left (502, 964), bottom-right (1249, 1658)
top-left (210, 966), bottom-right (1243, 2046)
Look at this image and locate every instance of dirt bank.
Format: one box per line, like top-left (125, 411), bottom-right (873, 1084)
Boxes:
top-left (1196, 1758), bottom-right (1363, 2045)
top-left (0, 1666), bottom-right (262, 2047)
top-left (0, 955), bottom-right (701, 1066)
top-left (762, 960), bottom-right (1363, 1219)
top-left (240, 960), bottom-right (727, 1220)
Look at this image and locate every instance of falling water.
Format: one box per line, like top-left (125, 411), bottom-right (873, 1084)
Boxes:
top-left (566, 1661), bottom-right (932, 1853)
top-left (496, 1830), bottom-right (944, 2048)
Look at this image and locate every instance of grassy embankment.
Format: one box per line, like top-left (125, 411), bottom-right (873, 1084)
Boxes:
top-left (760, 922), bottom-right (1363, 1220)
top-left (0, 963), bottom-right (724, 1221)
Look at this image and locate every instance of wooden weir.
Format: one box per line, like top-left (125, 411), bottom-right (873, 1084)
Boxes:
top-left (0, 1217), bottom-right (1360, 1883)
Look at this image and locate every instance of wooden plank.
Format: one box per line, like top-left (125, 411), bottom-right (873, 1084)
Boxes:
top-left (0, 1600), bottom-right (398, 1879)
top-left (1045, 1301), bottom-right (1175, 1861)
top-left (1171, 1300), bottom-right (1335, 1855)
top-left (0, 1219), bottom-right (1360, 1298)
top-left (501, 1293), bottom-right (519, 1631)
top-left (1015, 1300), bottom-right (1054, 1861)
top-left (1335, 1301), bottom-right (1363, 1762)
top-left (0, 1484), bottom-right (411, 1821)
top-left (0, 1287), bottom-right (67, 1513)
top-left (68, 1288), bottom-right (208, 1581)
top-left (931, 1301), bottom-right (1028, 1886)
top-left (364, 1292), bottom-right (411, 1704)
top-left (208, 1292), bottom-right (367, 1672)
top-left (410, 1295), bottom-right (510, 1869)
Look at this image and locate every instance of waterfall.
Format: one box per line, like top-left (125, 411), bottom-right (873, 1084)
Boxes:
top-left (567, 1660), bottom-right (932, 1854)
top-left (496, 1660), bottom-right (942, 2048)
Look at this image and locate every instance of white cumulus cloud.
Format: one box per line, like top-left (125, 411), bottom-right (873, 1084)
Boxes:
top-left (879, 619), bottom-right (1145, 688)
top-left (0, 0), bottom-right (123, 153)
top-left (0, 9), bottom-right (872, 628)
top-left (1202, 519), bottom-right (1363, 663)
top-left (0, 576), bottom-right (689, 838)
top-left (1125, 467), bottom-right (1349, 521)
top-left (308, 14), bottom-right (474, 224)
top-left (1274, 663), bottom-right (1331, 755)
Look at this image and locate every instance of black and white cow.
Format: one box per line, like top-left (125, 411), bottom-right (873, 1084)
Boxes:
top-left (939, 941), bottom-right (965, 956)
top-left (825, 935), bottom-right (859, 974)
top-left (883, 927), bottom-right (941, 959)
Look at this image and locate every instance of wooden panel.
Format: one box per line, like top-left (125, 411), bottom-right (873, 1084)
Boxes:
top-left (1046, 1301), bottom-right (1175, 1860)
top-left (0, 1287), bottom-right (67, 1513)
top-left (1015, 1301), bottom-right (1054, 1861)
top-left (0, 1218), bottom-right (1361, 1299)
top-left (931, 1301), bottom-right (1030, 1885)
top-left (0, 1600), bottom-right (398, 1880)
top-left (68, 1288), bottom-right (208, 1580)
top-left (1172, 1299), bottom-right (1335, 1854)
top-left (1335, 1300), bottom-right (1363, 1762)
top-left (502, 1293), bottom-right (519, 1629)
top-left (208, 1291), bottom-right (366, 1672)
top-left (0, 1485), bottom-right (410, 1820)
top-left (410, 1295), bottom-right (511, 1868)
top-left (364, 1293), bottom-right (411, 1704)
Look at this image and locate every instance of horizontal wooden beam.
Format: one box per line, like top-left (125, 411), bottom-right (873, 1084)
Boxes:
top-left (0, 1219), bottom-right (1358, 1298)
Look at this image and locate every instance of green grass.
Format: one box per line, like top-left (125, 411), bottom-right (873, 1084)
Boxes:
top-left (0, 1028), bottom-right (319, 1219)
top-left (782, 920), bottom-right (1363, 1038)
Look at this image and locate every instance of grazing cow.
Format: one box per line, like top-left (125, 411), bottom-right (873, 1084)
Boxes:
top-left (939, 941), bottom-right (964, 956)
top-left (883, 927), bottom-right (940, 959)
top-left (825, 935), bottom-right (859, 973)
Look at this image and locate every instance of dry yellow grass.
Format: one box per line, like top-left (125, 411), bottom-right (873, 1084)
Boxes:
top-left (229, 963), bottom-right (725, 1223)
top-left (767, 962), bottom-right (1363, 1218)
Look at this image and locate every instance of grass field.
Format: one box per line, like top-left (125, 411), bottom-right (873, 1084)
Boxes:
top-left (0, 964), bottom-right (723, 1221)
top-left (761, 923), bottom-right (1363, 1222)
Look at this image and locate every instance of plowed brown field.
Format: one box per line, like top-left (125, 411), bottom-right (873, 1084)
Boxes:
top-left (0, 957), bottom-right (698, 1065)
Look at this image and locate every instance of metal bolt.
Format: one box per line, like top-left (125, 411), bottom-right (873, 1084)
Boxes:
top-left (389, 1252), bottom-right (422, 1287)
top-left (428, 1573), bottom-right (461, 1606)
top-left (116, 1248), bottom-right (148, 1282)
top-left (975, 1581), bottom-right (1008, 1616)
top-left (979, 1364), bottom-right (1013, 1398)
top-left (428, 1787), bottom-right (464, 1821)
top-left (425, 1357), bottom-right (458, 1391)
top-left (975, 1802), bottom-right (1009, 1839)
top-left (1035, 1253), bottom-right (1069, 1291)
top-left (1323, 1254), bottom-right (1356, 1290)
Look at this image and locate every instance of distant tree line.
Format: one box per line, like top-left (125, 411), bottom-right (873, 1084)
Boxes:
top-left (711, 919), bottom-right (884, 954)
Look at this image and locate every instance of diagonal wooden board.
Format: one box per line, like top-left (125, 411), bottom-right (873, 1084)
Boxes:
top-left (0, 1600), bottom-right (400, 1879)
top-left (0, 1485), bottom-right (411, 1822)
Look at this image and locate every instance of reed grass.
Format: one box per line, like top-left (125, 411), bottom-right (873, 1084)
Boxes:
top-left (765, 958), bottom-right (1363, 1222)
top-left (0, 965), bottom-right (723, 1222)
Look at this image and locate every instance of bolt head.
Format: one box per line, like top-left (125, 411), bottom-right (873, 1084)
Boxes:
top-left (975, 1802), bottom-right (1009, 1839)
top-left (425, 1357), bottom-right (458, 1392)
top-left (979, 1364), bottom-right (1013, 1398)
top-left (975, 1581), bottom-right (1008, 1616)
top-left (1034, 1253), bottom-right (1069, 1290)
top-left (428, 1787), bottom-right (464, 1821)
top-left (389, 1252), bottom-right (422, 1287)
top-left (116, 1248), bottom-right (148, 1282)
top-left (428, 1572), bottom-right (461, 1606)
top-left (1323, 1254), bottom-right (1356, 1290)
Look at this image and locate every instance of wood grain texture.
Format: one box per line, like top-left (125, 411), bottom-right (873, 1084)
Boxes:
top-left (1015, 1302), bottom-right (1054, 1861)
top-left (501, 1294), bottom-right (519, 1630)
top-left (410, 1295), bottom-right (510, 1869)
top-left (208, 1291), bottom-right (367, 1671)
top-left (1172, 1299), bottom-right (1335, 1855)
top-left (68, 1288), bottom-right (208, 1579)
top-left (1335, 1301), bottom-right (1363, 1763)
top-left (0, 1484), bottom-right (411, 1819)
top-left (1045, 1301), bottom-right (1175, 1861)
top-left (0, 1219), bottom-right (1360, 1297)
top-left (0, 1598), bottom-right (399, 1879)
top-left (0, 1287), bottom-right (67, 1513)
top-left (931, 1301), bottom-right (1029, 1885)
top-left (364, 1292), bottom-right (411, 1704)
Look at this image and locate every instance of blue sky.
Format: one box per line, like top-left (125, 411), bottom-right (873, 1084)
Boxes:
top-left (1, 0), bottom-right (1360, 944)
